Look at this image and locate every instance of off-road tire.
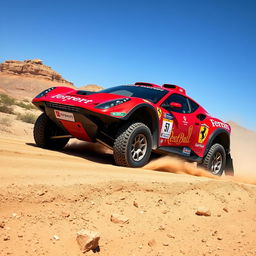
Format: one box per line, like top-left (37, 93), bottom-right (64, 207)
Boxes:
top-left (113, 122), bottom-right (152, 168)
top-left (34, 113), bottom-right (69, 150)
top-left (202, 143), bottom-right (226, 176)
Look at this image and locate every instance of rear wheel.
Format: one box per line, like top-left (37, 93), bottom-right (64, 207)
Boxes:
top-left (34, 113), bottom-right (70, 150)
top-left (201, 143), bottom-right (226, 176)
top-left (113, 122), bottom-right (152, 168)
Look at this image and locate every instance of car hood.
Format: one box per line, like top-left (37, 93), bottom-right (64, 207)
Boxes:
top-left (47, 91), bottom-right (130, 107)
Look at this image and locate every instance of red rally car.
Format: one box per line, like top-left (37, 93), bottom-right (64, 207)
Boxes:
top-left (32, 82), bottom-right (234, 176)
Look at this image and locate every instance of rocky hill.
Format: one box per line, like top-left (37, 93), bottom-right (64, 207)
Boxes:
top-left (0, 59), bottom-right (73, 85)
top-left (0, 59), bottom-right (103, 99)
top-left (79, 84), bottom-right (103, 92)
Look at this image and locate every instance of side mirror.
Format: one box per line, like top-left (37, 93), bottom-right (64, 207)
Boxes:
top-left (170, 102), bottom-right (182, 109)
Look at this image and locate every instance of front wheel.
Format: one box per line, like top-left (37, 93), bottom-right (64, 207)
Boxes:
top-left (34, 113), bottom-right (70, 150)
top-left (201, 143), bottom-right (226, 176)
top-left (113, 122), bottom-right (152, 168)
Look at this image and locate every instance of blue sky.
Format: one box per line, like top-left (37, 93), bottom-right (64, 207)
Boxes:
top-left (1, 0), bottom-right (256, 130)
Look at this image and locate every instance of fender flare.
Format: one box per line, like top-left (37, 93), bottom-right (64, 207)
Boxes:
top-left (122, 103), bottom-right (160, 149)
top-left (204, 128), bottom-right (230, 157)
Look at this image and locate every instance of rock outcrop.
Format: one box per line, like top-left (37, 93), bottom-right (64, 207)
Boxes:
top-left (79, 84), bottom-right (103, 92)
top-left (0, 59), bottom-right (73, 85)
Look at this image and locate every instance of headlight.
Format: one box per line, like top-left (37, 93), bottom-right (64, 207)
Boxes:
top-left (35, 87), bottom-right (56, 98)
top-left (95, 98), bottom-right (130, 109)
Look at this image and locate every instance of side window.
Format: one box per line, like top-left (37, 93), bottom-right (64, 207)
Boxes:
top-left (188, 98), bottom-right (199, 113)
top-left (161, 94), bottom-right (190, 114)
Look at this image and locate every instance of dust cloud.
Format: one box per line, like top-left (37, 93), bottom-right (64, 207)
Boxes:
top-left (144, 156), bottom-right (217, 179)
top-left (66, 140), bottom-right (112, 155)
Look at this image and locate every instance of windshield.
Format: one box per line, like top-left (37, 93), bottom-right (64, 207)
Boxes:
top-left (98, 85), bottom-right (168, 104)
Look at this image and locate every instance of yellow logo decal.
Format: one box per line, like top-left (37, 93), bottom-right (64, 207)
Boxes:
top-left (198, 124), bottom-right (209, 143)
top-left (157, 107), bottom-right (162, 118)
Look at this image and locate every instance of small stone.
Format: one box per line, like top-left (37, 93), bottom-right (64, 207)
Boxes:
top-left (76, 229), bottom-right (100, 253)
top-left (37, 191), bottom-right (46, 196)
top-left (162, 210), bottom-right (168, 214)
top-left (167, 233), bottom-right (175, 239)
top-left (110, 214), bottom-right (129, 224)
top-left (60, 212), bottom-right (70, 218)
top-left (223, 207), bottom-right (228, 213)
top-left (119, 197), bottom-right (125, 200)
top-left (195, 207), bottom-right (211, 216)
top-left (158, 225), bottom-right (165, 231)
top-left (148, 239), bottom-right (156, 247)
top-left (133, 201), bottom-right (138, 208)
top-left (12, 213), bottom-right (17, 218)
top-left (163, 242), bottom-right (169, 246)
top-left (201, 239), bottom-right (207, 243)
top-left (0, 222), bottom-right (5, 228)
top-left (53, 235), bottom-right (60, 240)
top-left (217, 236), bottom-right (223, 240)
top-left (212, 230), bottom-right (218, 236)
top-left (3, 235), bottom-right (10, 241)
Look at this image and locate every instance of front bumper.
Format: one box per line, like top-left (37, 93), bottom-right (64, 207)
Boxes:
top-left (34, 101), bottom-right (123, 143)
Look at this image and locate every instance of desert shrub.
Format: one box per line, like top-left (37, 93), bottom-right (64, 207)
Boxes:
top-left (16, 113), bottom-right (37, 124)
top-left (0, 93), bottom-right (16, 106)
top-left (0, 105), bottom-right (14, 114)
top-left (15, 101), bottom-right (36, 110)
top-left (0, 116), bottom-right (12, 126)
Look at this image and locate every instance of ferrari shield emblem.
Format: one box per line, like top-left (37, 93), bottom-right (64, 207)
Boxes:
top-left (157, 107), bottom-right (162, 118)
top-left (198, 124), bottom-right (209, 143)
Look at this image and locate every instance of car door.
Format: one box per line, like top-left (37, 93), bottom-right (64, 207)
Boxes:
top-left (160, 93), bottom-right (200, 151)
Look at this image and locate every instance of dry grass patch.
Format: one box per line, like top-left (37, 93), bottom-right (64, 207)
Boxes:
top-left (16, 113), bottom-right (37, 124)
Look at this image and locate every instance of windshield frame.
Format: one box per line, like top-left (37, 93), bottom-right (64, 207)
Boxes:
top-left (98, 85), bottom-right (168, 104)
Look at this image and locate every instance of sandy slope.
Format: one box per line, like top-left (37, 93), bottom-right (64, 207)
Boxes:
top-left (0, 122), bottom-right (256, 255)
top-left (0, 79), bottom-right (256, 256)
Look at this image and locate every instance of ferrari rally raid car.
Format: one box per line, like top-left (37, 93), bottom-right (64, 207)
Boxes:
top-left (32, 82), bottom-right (234, 176)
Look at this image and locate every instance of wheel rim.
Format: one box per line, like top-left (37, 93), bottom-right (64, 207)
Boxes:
top-left (210, 152), bottom-right (223, 174)
top-left (131, 134), bottom-right (147, 162)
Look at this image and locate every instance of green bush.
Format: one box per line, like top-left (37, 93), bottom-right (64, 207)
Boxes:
top-left (0, 93), bottom-right (16, 106)
top-left (0, 105), bottom-right (14, 114)
top-left (16, 113), bottom-right (37, 124)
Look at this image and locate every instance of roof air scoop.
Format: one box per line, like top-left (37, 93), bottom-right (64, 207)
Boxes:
top-left (135, 82), bottom-right (155, 87)
top-left (162, 84), bottom-right (186, 94)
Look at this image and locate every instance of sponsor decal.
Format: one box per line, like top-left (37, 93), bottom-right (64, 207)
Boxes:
top-left (164, 113), bottom-right (173, 120)
top-left (168, 125), bottom-right (193, 145)
top-left (210, 119), bottom-right (230, 130)
top-left (157, 107), bottom-right (162, 118)
top-left (111, 112), bottom-right (126, 117)
top-left (160, 119), bottom-right (173, 139)
top-left (54, 110), bottom-right (75, 122)
top-left (182, 147), bottom-right (191, 156)
top-left (195, 143), bottom-right (205, 148)
top-left (182, 116), bottom-right (188, 126)
top-left (198, 124), bottom-right (209, 143)
top-left (51, 94), bottom-right (93, 104)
